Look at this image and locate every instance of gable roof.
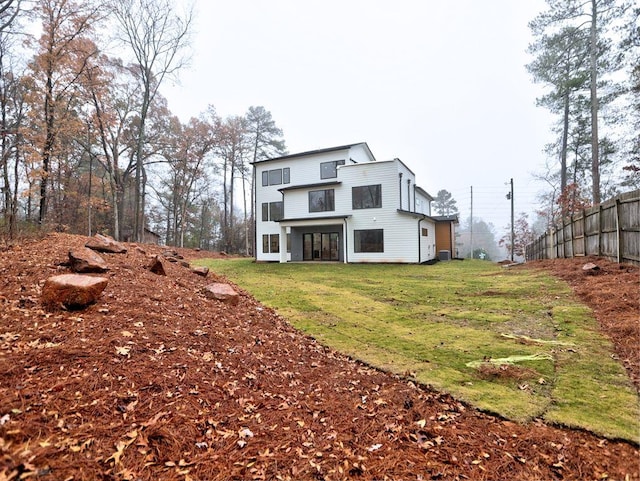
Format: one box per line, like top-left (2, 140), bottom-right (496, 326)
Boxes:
top-left (252, 142), bottom-right (374, 164)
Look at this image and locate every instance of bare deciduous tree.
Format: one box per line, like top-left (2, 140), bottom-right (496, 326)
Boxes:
top-left (108, 0), bottom-right (193, 241)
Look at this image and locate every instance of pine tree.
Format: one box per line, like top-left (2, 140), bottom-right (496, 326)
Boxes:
top-left (433, 189), bottom-right (458, 216)
top-left (528, 0), bottom-right (625, 206)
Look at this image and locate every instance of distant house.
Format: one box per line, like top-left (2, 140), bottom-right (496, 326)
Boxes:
top-left (142, 228), bottom-right (161, 245)
top-left (121, 227), bottom-right (162, 245)
top-left (253, 142), bottom-right (457, 263)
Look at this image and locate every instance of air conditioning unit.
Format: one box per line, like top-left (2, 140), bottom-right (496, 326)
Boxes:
top-left (439, 250), bottom-right (451, 261)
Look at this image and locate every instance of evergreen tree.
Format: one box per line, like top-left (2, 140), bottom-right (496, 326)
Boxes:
top-left (528, 0), bottom-right (625, 206)
top-left (433, 189), bottom-right (458, 216)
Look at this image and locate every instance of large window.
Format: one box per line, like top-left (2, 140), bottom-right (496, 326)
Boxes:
top-left (262, 168), bottom-right (290, 186)
top-left (352, 184), bottom-right (382, 209)
top-left (309, 189), bottom-right (335, 212)
top-left (262, 234), bottom-right (280, 253)
top-left (261, 201), bottom-right (283, 221)
top-left (320, 160), bottom-right (345, 179)
top-left (354, 229), bottom-right (384, 253)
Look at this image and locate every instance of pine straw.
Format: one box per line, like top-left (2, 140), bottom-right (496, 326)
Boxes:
top-left (0, 234), bottom-right (638, 480)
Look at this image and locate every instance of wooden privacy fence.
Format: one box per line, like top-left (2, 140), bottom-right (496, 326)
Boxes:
top-left (526, 190), bottom-right (640, 265)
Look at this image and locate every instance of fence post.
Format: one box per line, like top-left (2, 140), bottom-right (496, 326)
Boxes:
top-left (616, 199), bottom-right (622, 263)
top-left (582, 208), bottom-right (587, 256)
top-left (570, 215), bottom-right (574, 259)
top-left (598, 204), bottom-right (602, 256)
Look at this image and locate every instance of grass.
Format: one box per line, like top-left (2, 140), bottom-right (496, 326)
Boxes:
top-left (198, 258), bottom-right (640, 442)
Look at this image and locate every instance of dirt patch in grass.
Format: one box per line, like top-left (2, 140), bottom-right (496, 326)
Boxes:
top-left (0, 234), bottom-right (638, 480)
top-left (475, 362), bottom-right (541, 382)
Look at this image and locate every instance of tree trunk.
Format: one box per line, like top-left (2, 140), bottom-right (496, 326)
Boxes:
top-left (242, 168), bottom-right (249, 256)
top-left (10, 137), bottom-right (19, 238)
top-left (589, 0), bottom-right (600, 205)
top-left (134, 81), bottom-right (151, 242)
top-left (40, 72), bottom-right (55, 224)
top-left (560, 88), bottom-right (569, 200)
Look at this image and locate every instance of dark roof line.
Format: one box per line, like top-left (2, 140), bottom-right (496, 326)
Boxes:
top-left (278, 214), bottom-right (351, 223)
top-left (278, 181), bottom-right (341, 192)
top-left (396, 209), bottom-right (459, 224)
top-left (432, 214), bottom-right (460, 223)
top-left (252, 142), bottom-right (370, 164)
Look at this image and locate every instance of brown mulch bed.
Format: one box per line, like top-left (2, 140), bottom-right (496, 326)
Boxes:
top-left (0, 233), bottom-right (638, 481)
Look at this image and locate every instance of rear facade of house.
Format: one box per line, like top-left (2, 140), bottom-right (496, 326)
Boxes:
top-left (254, 142), bottom-right (455, 263)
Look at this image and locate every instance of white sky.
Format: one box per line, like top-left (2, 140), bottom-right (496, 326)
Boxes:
top-left (162, 0), bottom-right (554, 235)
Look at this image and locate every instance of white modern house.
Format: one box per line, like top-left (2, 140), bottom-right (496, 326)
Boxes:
top-left (253, 142), bottom-right (457, 263)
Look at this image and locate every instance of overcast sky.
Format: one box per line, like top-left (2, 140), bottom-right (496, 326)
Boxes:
top-left (162, 0), bottom-right (554, 236)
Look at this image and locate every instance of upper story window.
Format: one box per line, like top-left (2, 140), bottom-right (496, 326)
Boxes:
top-left (309, 189), bottom-right (335, 212)
top-left (261, 201), bottom-right (283, 221)
top-left (320, 160), bottom-right (345, 179)
top-left (262, 167), bottom-right (290, 186)
top-left (352, 184), bottom-right (382, 209)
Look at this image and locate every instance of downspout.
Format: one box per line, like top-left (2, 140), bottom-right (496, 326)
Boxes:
top-left (343, 217), bottom-right (349, 263)
top-left (252, 163), bottom-right (257, 260)
top-left (417, 217), bottom-right (422, 263)
top-left (413, 184), bottom-right (416, 212)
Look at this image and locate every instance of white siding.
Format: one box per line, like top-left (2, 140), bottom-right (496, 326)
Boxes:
top-left (254, 158), bottom-right (292, 261)
top-left (339, 160), bottom-right (419, 263)
top-left (255, 144), bottom-right (373, 261)
top-left (254, 143), bottom-right (439, 263)
top-left (419, 218), bottom-right (437, 262)
top-left (415, 190), bottom-right (432, 216)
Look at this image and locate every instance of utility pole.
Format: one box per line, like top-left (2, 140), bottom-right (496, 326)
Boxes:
top-left (470, 186), bottom-right (473, 259)
top-left (506, 178), bottom-right (514, 262)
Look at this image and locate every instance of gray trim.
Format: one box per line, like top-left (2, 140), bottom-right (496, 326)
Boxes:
top-left (278, 214), bottom-right (351, 223)
top-left (279, 181), bottom-right (341, 192)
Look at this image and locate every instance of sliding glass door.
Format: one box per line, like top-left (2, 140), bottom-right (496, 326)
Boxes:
top-left (302, 232), bottom-right (339, 261)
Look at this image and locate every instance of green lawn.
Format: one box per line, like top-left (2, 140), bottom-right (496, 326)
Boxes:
top-left (198, 258), bottom-right (640, 442)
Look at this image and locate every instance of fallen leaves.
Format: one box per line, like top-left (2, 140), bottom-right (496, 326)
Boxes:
top-left (115, 346), bottom-right (131, 356)
top-left (0, 234), bottom-right (637, 481)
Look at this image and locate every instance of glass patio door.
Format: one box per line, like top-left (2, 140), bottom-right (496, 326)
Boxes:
top-left (303, 233), bottom-right (339, 261)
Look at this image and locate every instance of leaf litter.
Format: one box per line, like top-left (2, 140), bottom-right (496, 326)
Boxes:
top-left (0, 233), bottom-right (637, 480)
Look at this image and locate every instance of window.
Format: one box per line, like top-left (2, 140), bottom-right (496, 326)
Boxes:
top-left (269, 201), bottom-right (283, 221)
top-left (354, 229), bottom-right (384, 253)
top-left (262, 234), bottom-right (280, 253)
top-left (269, 169), bottom-right (282, 185)
top-left (270, 234), bottom-right (280, 253)
top-left (309, 189), bottom-right (335, 212)
top-left (422, 227), bottom-right (429, 237)
top-left (261, 201), bottom-right (283, 221)
top-left (352, 184), bottom-right (382, 209)
top-left (320, 160), bottom-right (345, 179)
top-left (262, 168), bottom-right (290, 186)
